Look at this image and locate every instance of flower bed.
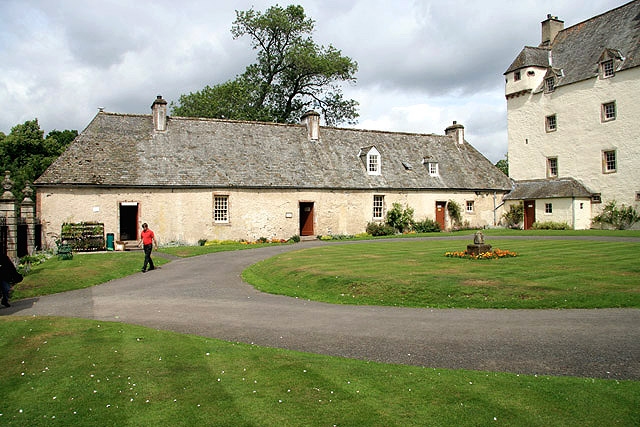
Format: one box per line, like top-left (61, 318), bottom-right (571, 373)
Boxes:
top-left (444, 248), bottom-right (518, 260)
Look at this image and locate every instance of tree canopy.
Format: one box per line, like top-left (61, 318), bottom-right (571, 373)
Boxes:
top-left (172, 4), bottom-right (359, 126)
top-left (0, 120), bottom-right (77, 200)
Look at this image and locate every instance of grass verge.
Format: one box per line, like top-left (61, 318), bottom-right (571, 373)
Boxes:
top-left (12, 252), bottom-right (169, 300)
top-left (1, 316), bottom-right (638, 427)
top-left (243, 239), bottom-right (640, 308)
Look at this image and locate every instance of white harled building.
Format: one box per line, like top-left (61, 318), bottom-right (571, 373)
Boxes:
top-left (503, 0), bottom-right (640, 229)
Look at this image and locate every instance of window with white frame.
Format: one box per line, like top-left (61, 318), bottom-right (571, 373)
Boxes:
top-left (545, 203), bottom-right (553, 214)
top-left (214, 195), bottom-right (229, 223)
top-left (428, 162), bottom-right (438, 176)
top-left (603, 150), bottom-right (617, 173)
top-left (602, 101), bottom-right (616, 121)
top-left (545, 114), bottom-right (557, 132)
top-left (373, 195), bottom-right (384, 219)
top-left (466, 200), bottom-right (474, 213)
top-left (361, 147), bottom-right (381, 175)
top-left (547, 157), bottom-right (558, 177)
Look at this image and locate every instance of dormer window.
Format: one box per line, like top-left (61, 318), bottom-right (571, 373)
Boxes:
top-left (598, 49), bottom-right (625, 79)
top-left (359, 146), bottom-right (381, 175)
top-left (601, 59), bottom-right (615, 78)
top-left (545, 76), bottom-right (555, 92)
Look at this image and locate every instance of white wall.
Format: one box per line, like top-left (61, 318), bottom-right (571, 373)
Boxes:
top-left (507, 66), bottom-right (640, 212)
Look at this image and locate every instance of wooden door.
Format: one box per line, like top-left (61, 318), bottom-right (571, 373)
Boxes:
top-left (435, 201), bottom-right (446, 230)
top-left (524, 200), bottom-right (535, 230)
top-left (299, 202), bottom-right (315, 236)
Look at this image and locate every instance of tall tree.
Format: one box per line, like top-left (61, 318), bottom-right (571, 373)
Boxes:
top-left (0, 120), bottom-right (77, 199)
top-left (172, 4), bottom-right (359, 126)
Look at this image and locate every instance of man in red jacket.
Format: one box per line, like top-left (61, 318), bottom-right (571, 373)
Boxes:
top-left (137, 223), bottom-right (158, 272)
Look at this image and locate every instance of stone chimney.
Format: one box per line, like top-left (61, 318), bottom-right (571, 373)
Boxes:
top-left (301, 110), bottom-right (320, 141)
top-left (540, 14), bottom-right (564, 47)
top-left (151, 95), bottom-right (168, 132)
top-left (445, 121), bottom-right (464, 145)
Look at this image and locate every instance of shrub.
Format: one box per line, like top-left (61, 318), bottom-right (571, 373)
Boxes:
top-left (447, 200), bottom-right (462, 227)
top-left (503, 203), bottom-right (524, 229)
top-left (288, 235), bottom-right (300, 243)
top-left (592, 200), bottom-right (640, 230)
top-left (413, 218), bottom-right (441, 233)
top-left (198, 239), bottom-right (207, 246)
top-left (366, 222), bottom-right (396, 236)
top-left (386, 203), bottom-right (414, 233)
top-left (532, 221), bottom-right (571, 230)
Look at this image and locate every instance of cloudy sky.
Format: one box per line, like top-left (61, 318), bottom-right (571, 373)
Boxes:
top-left (0, 0), bottom-right (628, 162)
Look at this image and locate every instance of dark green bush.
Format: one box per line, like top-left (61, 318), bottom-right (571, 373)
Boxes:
top-left (503, 203), bottom-right (524, 229)
top-left (593, 200), bottom-right (640, 230)
top-left (413, 218), bottom-right (441, 233)
top-left (385, 203), bottom-right (414, 233)
top-left (532, 221), bottom-right (571, 230)
top-left (366, 222), bottom-right (396, 236)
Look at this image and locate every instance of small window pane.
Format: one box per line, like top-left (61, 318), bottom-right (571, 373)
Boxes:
top-left (545, 203), bottom-right (553, 214)
top-left (546, 115), bottom-right (557, 132)
top-left (545, 77), bottom-right (555, 92)
top-left (602, 102), bottom-right (616, 121)
top-left (368, 154), bottom-right (379, 173)
top-left (214, 195), bottom-right (229, 223)
top-left (373, 195), bottom-right (384, 219)
top-left (466, 201), bottom-right (474, 213)
top-left (547, 157), bottom-right (558, 177)
top-left (602, 60), bottom-right (614, 77)
top-left (603, 150), bottom-right (617, 173)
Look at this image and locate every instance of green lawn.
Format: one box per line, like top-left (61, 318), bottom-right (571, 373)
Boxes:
top-left (0, 316), bottom-right (637, 427)
top-left (243, 239), bottom-right (640, 308)
top-left (4, 232), bottom-right (639, 425)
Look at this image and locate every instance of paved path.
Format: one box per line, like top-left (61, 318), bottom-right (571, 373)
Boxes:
top-left (2, 237), bottom-right (639, 380)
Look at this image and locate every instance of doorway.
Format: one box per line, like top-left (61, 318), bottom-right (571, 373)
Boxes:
top-left (119, 202), bottom-right (139, 240)
top-left (435, 201), bottom-right (446, 230)
top-left (524, 200), bottom-right (535, 230)
top-left (299, 202), bottom-right (315, 236)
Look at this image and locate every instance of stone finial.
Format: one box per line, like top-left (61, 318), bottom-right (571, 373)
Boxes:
top-left (22, 181), bottom-right (33, 202)
top-left (1, 170), bottom-right (14, 200)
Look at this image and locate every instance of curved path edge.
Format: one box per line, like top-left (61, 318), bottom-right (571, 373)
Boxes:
top-left (3, 236), bottom-right (639, 380)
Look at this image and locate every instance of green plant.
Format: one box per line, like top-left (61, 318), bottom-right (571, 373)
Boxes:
top-left (593, 200), bottom-right (640, 230)
top-left (2, 317), bottom-right (638, 426)
top-left (366, 222), bottom-right (396, 236)
top-left (447, 200), bottom-right (462, 227)
top-left (503, 203), bottom-right (524, 229)
top-left (385, 202), bottom-right (414, 233)
top-left (198, 239), bottom-right (207, 246)
top-left (532, 221), bottom-right (571, 230)
top-left (244, 238), bottom-right (640, 309)
top-left (413, 218), bottom-right (441, 233)
top-left (288, 234), bottom-right (301, 243)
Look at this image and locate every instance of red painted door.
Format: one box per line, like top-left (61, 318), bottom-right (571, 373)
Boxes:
top-left (524, 200), bottom-right (535, 230)
top-left (300, 202), bottom-right (314, 236)
top-left (436, 201), bottom-right (446, 230)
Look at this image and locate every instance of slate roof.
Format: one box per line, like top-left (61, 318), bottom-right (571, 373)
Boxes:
top-left (503, 178), bottom-right (593, 200)
top-left (35, 111), bottom-right (513, 192)
top-left (504, 0), bottom-right (640, 87)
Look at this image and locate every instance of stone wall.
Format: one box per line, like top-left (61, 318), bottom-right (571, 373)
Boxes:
top-left (36, 186), bottom-right (510, 247)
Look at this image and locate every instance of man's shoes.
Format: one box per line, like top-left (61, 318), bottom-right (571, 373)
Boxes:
top-left (1, 298), bottom-right (10, 307)
top-left (141, 269), bottom-right (146, 273)
top-left (149, 267), bottom-right (154, 271)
